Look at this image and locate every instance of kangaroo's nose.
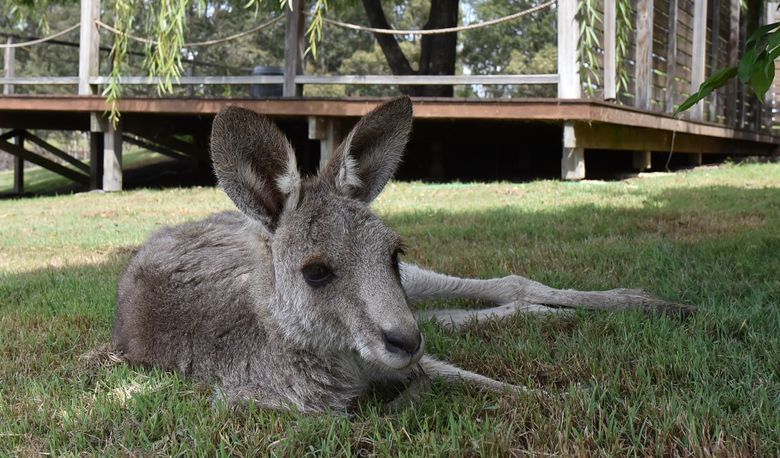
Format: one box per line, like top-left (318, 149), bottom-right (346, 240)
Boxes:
top-left (382, 328), bottom-right (422, 356)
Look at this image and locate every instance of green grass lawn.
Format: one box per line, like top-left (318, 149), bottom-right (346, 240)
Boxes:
top-left (1, 163), bottom-right (779, 455)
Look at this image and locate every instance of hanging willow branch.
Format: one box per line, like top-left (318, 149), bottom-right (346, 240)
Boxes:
top-left (577, 0), bottom-right (603, 96)
top-left (577, 0), bottom-right (634, 99)
top-left (614, 0), bottom-right (633, 95)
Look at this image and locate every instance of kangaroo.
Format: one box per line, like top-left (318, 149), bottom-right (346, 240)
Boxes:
top-left (113, 97), bottom-right (693, 412)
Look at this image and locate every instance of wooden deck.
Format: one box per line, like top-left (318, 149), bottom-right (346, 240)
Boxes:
top-left (1, 95), bottom-right (778, 192)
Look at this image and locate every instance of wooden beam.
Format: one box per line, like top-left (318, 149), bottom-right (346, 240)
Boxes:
top-left (283, 0), bottom-right (304, 97)
top-left (122, 134), bottom-right (193, 162)
top-left (0, 139), bottom-right (89, 185)
top-left (573, 122), bottom-right (776, 155)
top-left (78, 0), bottom-right (100, 95)
top-left (557, 0), bottom-right (580, 99)
top-left (708, 0), bottom-right (721, 122)
top-left (86, 74), bottom-right (559, 86)
top-left (0, 129), bottom-right (23, 142)
top-left (0, 96), bottom-right (778, 145)
top-left (0, 77), bottom-right (80, 85)
top-left (603, 0), bottom-right (617, 100)
top-left (635, 0), bottom-right (654, 110)
top-left (24, 131), bottom-right (90, 173)
top-left (691, 0), bottom-right (708, 120)
top-left (3, 37), bottom-right (14, 95)
top-left (665, 0), bottom-right (679, 113)
top-left (725, 0), bottom-right (740, 126)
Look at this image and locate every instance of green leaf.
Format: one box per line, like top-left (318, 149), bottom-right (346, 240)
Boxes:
top-left (738, 49), bottom-right (759, 83)
top-left (746, 21), bottom-right (780, 46)
top-left (674, 67), bottom-right (738, 116)
top-left (749, 56), bottom-right (775, 99)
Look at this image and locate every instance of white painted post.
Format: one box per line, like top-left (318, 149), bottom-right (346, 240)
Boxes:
top-left (4, 38), bottom-right (23, 191)
top-left (557, 0), bottom-right (581, 100)
top-left (558, 0), bottom-right (584, 180)
top-left (283, 0), bottom-right (304, 97)
top-left (562, 124), bottom-right (584, 180)
top-left (665, 0), bottom-right (679, 113)
top-left (603, 0), bottom-right (617, 101)
top-left (708, 0), bottom-right (721, 122)
top-left (691, 0), bottom-right (708, 120)
top-left (725, 0), bottom-right (740, 125)
top-left (689, 0), bottom-right (708, 165)
top-left (78, 0), bottom-right (100, 96)
top-left (309, 117), bottom-right (341, 169)
top-left (3, 37), bottom-right (14, 95)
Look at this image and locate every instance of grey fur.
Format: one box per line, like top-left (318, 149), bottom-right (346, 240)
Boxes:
top-left (113, 97), bottom-right (694, 413)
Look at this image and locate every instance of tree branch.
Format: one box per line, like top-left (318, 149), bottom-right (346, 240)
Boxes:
top-left (360, 0), bottom-right (415, 76)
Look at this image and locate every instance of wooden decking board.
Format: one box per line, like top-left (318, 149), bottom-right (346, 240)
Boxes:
top-left (0, 95), bottom-right (778, 147)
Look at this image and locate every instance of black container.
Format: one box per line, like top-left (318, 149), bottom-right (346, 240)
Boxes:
top-left (250, 66), bottom-right (284, 98)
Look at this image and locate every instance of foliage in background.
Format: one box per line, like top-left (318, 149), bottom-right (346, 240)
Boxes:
top-left (577, 0), bottom-right (601, 95)
top-left (460, 0), bottom-right (556, 98)
top-left (576, 0), bottom-right (633, 98)
top-left (676, 18), bottom-right (780, 116)
top-left (614, 0), bottom-right (632, 95)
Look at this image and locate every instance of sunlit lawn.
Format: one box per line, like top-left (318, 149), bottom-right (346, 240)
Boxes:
top-left (1, 163), bottom-right (778, 455)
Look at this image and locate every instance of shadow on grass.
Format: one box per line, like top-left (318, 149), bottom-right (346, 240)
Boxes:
top-left (1, 184), bottom-right (778, 454)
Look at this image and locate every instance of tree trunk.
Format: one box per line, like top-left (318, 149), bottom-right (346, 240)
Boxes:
top-left (418, 0), bottom-right (458, 97)
top-left (361, 0), bottom-right (459, 97)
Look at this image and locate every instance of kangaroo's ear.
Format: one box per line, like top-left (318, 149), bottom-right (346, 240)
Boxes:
top-left (319, 96), bottom-right (412, 203)
top-left (210, 106), bottom-right (300, 233)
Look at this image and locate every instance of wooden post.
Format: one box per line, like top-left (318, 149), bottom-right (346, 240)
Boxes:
top-left (557, 0), bottom-right (581, 100)
top-left (5, 38), bottom-right (23, 192)
top-left (765, 3), bottom-right (779, 130)
top-left (283, 0), bottom-right (304, 97)
top-left (603, 0), bottom-right (617, 100)
top-left (103, 120), bottom-right (123, 191)
top-left (562, 123), bottom-right (585, 180)
top-left (634, 0), bottom-right (654, 170)
top-left (89, 130), bottom-right (103, 190)
top-left (309, 117), bottom-right (344, 170)
top-left (691, 0), bottom-right (708, 120)
top-left (708, 0), bottom-right (721, 122)
top-left (725, 0), bottom-right (740, 126)
top-left (665, 0), bottom-right (679, 113)
top-left (80, 0), bottom-right (108, 188)
top-left (558, 0), bottom-right (584, 180)
top-left (13, 132), bottom-right (23, 194)
top-left (635, 0), bottom-right (654, 110)
top-left (3, 38), bottom-right (14, 95)
top-left (633, 151), bottom-right (652, 171)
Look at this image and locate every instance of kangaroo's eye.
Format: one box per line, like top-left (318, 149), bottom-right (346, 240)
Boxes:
top-left (302, 263), bottom-right (334, 288)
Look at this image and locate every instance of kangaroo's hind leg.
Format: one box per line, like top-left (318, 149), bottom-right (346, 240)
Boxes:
top-left (401, 263), bottom-right (694, 330)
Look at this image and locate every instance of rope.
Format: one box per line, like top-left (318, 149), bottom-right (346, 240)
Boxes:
top-left (313, 0), bottom-right (556, 35)
top-left (0, 23), bottom-right (80, 48)
top-left (94, 14), bottom-right (284, 47)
